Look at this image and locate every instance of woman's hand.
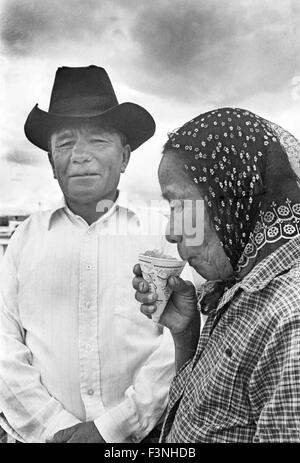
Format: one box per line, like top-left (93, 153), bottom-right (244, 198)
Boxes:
top-left (132, 263), bottom-right (198, 336)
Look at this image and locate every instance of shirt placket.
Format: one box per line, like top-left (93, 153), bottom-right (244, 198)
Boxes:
top-left (78, 225), bottom-right (103, 420)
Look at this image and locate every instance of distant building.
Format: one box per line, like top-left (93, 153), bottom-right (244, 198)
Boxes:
top-left (0, 215), bottom-right (28, 257)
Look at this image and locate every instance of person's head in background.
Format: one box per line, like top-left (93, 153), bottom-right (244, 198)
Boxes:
top-left (158, 107), bottom-right (300, 284)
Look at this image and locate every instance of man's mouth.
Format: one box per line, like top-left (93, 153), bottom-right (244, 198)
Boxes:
top-left (69, 173), bottom-right (100, 178)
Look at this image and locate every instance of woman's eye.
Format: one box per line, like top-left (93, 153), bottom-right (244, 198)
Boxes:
top-left (170, 202), bottom-right (183, 214)
top-left (174, 207), bottom-right (183, 215)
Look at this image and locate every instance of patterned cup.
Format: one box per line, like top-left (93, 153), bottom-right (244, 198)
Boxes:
top-left (138, 253), bottom-right (185, 323)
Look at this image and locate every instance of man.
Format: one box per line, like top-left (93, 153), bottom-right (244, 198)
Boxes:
top-left (0, 66), bottom-right (177, 443)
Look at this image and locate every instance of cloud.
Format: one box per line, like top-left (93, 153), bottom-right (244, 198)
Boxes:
top-left (3, 149), bottom-right (46, 166)
top-left (0, 159), bottom-right (61, 214)
top-left (0, 0), bottom-right (299, 202)
top-left (129, 0), bottom-right (299, 104)
top-left (0, 0), bottom-right (119, 56)
top-left (1, 0), bottom-right (298, 107)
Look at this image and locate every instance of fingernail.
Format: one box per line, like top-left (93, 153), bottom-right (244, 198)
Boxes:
top-left (139, 282), bottom-right (144, 291)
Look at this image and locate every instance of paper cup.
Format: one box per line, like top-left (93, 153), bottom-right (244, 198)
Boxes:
top-left (138, 254), bottom-right (186, 323)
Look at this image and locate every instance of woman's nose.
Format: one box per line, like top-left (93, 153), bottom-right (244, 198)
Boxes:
top-left (165, 216), bottom-right (183, 243)
top-left (165, 233), bottom-right (182, 244)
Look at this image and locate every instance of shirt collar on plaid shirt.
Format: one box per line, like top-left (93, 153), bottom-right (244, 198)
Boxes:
top-left (215, 235), bottom-right (300, 312)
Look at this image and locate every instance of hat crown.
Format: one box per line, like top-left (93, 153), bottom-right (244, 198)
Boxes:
top-left (24, 65), bottom-right (156, 152)
top-left (49, 65), bottom-right (119, 116)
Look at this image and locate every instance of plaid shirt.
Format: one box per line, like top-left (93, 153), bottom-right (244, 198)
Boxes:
top-left (161, 237), bottom-right (300, 443)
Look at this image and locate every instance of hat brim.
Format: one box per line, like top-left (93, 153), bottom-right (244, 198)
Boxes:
top-left (24, 102), bottom-right (156, 152)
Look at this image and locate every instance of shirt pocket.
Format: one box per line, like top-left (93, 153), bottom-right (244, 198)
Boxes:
top-left (18, 261), bottom-right (43, 299)
top-left (187, 341), bottom-right (250, 429)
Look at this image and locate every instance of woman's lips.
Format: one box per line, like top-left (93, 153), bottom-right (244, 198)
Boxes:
top-left (187, 257), bottom-right (196, 265)
top-left (188, 256), bottom-right (209, 266)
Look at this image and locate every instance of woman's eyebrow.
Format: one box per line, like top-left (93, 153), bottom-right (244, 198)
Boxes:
top-left (161, 189), bottom-right (184, 201)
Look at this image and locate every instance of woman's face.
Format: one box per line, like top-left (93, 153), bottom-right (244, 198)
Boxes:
top-left (158, 150), bottom-right (234, 281)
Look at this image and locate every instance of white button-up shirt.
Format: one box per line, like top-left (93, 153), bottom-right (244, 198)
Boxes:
top-left (0, 192), bottom-right (187, 443)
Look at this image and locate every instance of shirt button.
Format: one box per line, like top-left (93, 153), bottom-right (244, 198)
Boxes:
top-left (225, 347), bottom-right (233, 358)
top-left (85, 301), bottom-right (92, 310)
top-left (86, 264), bottom-right (92, 270)
top-left (87, 389), bottom-right (94, 396)
top-left (83, 343), bottom-right (92, 352)
top-left (87, 229), bottom-right (92, 234)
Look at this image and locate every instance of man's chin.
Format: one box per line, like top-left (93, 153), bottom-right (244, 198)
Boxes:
top-left (66, 189), bottom-right (102, 205)
top-left (68, 175), bottom-right (101, 190)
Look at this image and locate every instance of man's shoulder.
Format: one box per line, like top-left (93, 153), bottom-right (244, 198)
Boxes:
top-left (14, 210), bottom-right (53, 233)
top-left (6, 210), bottom-right (56, 250)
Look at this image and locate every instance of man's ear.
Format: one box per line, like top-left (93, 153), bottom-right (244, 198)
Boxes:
top-left (121, 145), bottom-right (131, 173)
top-left (48, 152), bottom-right (57, 179)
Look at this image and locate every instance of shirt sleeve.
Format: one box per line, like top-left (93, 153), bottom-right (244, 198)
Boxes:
top-left (94, 325), bottom-right (175, 443)
top-left (249, 307), bottom-right (300, 443)
top-left (0, 232), bottom-right (81, 443)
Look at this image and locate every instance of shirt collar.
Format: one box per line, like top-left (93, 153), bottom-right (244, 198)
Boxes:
top-left (47, 197), bottom-right (66, 229)
top-left (47, 190), bottom-right (140, 230)
top-left (217, 235), bottom-right (300, 312)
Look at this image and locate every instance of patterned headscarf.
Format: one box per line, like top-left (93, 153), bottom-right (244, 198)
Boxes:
top-left (164, 107), bottom-right (300, 279)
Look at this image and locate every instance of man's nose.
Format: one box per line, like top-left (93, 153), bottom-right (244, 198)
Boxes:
top-left (71, 144), bottom-right (92, 163)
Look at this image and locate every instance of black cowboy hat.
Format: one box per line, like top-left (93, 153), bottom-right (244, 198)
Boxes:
top-left (24, 65), bottom-right (156, 152)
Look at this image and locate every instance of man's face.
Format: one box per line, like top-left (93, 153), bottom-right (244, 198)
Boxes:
top-left (159, 150), bottom-right (233, 281)
top-left (49, 124), bottom-right (130, 205)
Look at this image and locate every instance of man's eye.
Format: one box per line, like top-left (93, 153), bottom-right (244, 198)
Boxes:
top-left (92, 139), bottom-right (108, 145)
top-left (56, 142), bottom-right (74, 150)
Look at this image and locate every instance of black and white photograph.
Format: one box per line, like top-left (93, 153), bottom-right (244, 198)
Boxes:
top-left (0, 0), bottom-right (299, 448)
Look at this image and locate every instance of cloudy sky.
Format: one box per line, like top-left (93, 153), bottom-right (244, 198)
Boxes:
top-left (0, 0), bottom-right (299, 214)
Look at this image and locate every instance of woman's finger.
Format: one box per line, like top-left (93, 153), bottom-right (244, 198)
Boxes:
top-left (133, 263), bottom-right (142, 276)
top-left (132, 277), bottom-right (150, 293)
top-left (140, 304), bottom-right (157, 318)
top-left (132, 276), bottom-right (149, 292)
top-left (135, 290), bottom-right (157, 304)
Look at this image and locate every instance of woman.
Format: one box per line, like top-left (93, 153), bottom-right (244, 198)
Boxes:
top-left (133, 107), bottom-right (300, 443)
